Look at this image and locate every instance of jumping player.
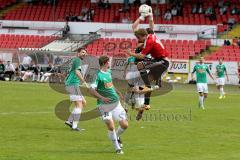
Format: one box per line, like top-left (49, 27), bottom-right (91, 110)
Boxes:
top-left (126, 11), bottom-right (169, 120)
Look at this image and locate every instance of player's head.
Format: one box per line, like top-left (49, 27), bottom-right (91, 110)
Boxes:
top-left (219, 58), bottom-right (223, 64)
top-left (99, 56), bottom-right (110, 69)
top-left (134, 28), bottom-right (148, 43)
top-left (77, 48), bottom-right (87, 59)
top-left (199, 57), bottom-right (204, 64)
top-left (146, 28), bottom-right (154, 34)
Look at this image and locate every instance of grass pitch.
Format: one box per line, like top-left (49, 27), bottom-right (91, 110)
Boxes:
top-left (0, 81), bottom-right (240, 160)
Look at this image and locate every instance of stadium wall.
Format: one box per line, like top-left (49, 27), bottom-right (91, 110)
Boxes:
top-left (0, 20), bottom-right (216, 39)
top-left (88, 56), bottom-right (239, 85)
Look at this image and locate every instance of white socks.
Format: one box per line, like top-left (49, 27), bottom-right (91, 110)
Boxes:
top-left (220, 87), bottom-right (225, 96)
top-left (71, 107), bottom-right (82, 129)
top-left (108, 130), bottom-right (121, 150)
top-left (199, 96), bottom-right (204, 107)
top-left (116, 126), bottom-right (125, 138)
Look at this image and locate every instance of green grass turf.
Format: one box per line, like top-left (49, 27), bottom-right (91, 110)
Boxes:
top-left (0, 81), bottom-right (240, 160)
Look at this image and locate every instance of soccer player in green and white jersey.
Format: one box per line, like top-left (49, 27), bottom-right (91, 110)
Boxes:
top-left (216, 58), bottom-right (229, 99)
top-left (90, 56), bottom-right (128, 155)
top-left (191, 57), bottom-right (214, 110)
top-left (64, 48), bottom-right (88, 131)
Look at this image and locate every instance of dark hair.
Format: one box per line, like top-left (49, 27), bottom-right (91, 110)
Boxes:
top-left (77, 48), bottom-right (86, 53)
top-left (99, 56), bottom-right (109, 66)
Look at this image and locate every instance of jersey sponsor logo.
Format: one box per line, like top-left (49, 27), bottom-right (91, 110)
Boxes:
top-left (104, 82), bottom-right (113, 88)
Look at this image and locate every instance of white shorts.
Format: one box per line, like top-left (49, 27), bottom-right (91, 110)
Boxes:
top-left (216, 78), bottom-right (225, 86)
top-left (98, 101), bottom-right (127, 122)
top-left (197, 83), bottom-right (208, 93)
top-left (65, 85), bottom-right (84, 102)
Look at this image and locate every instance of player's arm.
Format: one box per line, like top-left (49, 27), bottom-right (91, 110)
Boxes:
top-left (75, 70), bottom-right (85, 83)
top-left (191, 66), bottom-right (196, 80)
top-left (89, 75), bottom-right (111, 103)
top-left (215, 67), bottom-right (219, 78)
top-left (132, 16), bottom-right (145, 32)
top-left (225, 67), bottom-right (229, 81)
top-left (206, 67), bottom-right (214, 80)
top-left (126, 37), bottom-right (152, 59)
top-left (89, 88), bottom-right (111, 103)
top-left (125, 49), bottom-right (145, 59)
top-left (148, 10), bottom-right (154, 30)
top-left (115, 87), bottom-right (124, 101)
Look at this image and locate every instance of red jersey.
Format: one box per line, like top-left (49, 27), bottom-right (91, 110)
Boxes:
top-left (141, 34), bottom-right (169, 58)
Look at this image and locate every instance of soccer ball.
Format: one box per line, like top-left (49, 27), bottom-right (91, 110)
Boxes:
top-left (139, 4), bottom-right (152, 16)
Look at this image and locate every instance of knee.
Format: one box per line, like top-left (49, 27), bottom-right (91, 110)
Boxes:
top-left (107, 125), bottom-right (115, 131)
top-left (120, 120), bottom-right (128, 129)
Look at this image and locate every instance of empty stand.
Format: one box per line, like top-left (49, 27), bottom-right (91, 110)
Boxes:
top-left (85, 38), bottom-right (211, 59)
top-left (0, 34), bottom-right (58, 49)
top-left (205, 45), bottom-right (240, 61)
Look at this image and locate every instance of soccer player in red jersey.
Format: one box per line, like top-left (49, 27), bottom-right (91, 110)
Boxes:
top-left (126, 12), bottom-right (169, 120)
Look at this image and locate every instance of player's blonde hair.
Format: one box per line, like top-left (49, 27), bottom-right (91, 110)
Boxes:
top-left (134, 28), bottom-right (148, 38)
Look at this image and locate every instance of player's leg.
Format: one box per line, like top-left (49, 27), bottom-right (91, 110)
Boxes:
top-left (70, 100), bottom-right (84, 131)
top-left (65, 85), bottom-right (85, 131)
top-left (197, 83), bottom-right (205, 109)
top-left (112, 102), bottom-right (128, 150)
top-left (141, 59), bottom-right (169, 109)
top-left (40, 73), bottom-right (45, 82)
top-left (137, 61), bottom-right (152, 91)
top-left (44, 73), bottom-right (51, 82)
top-left (220, 78), bottom-right (225, 98)
top-left (202, 83), bottom-right (209, 109)
top-left (104, 118), bottom-right (123, 154)
top-left (134, 92), bottom-right (145, 121)
top-left (218, 85), bottom-right (223, 99)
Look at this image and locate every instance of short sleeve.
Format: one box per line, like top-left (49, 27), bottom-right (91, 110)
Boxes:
top-left (72, 58), bottom-right (81, 71)
top-left (192, 65), bottom-right (196, 73)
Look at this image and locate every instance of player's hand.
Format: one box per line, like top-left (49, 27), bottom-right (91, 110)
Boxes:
top-left (101, 97), bottom-right (111, 103)
top-left (125, 49), bottom-right (132, 56)
top-left (139, 15), bottom-right (145, 21)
